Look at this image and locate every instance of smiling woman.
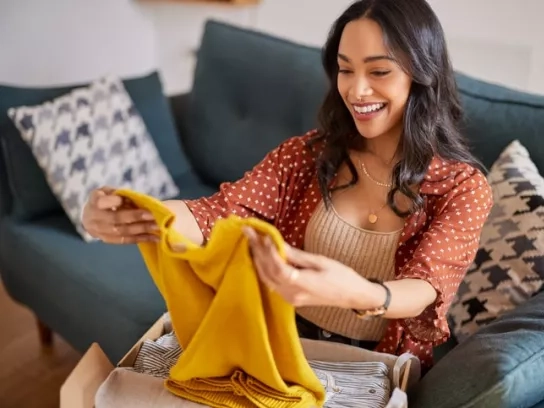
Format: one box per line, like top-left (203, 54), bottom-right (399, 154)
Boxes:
top-left (81, 0), bottom-right (493, 374)
top-left (312, 0), bottom-right (479, 220)
top-left (337, 20), bottom-right (410, 145)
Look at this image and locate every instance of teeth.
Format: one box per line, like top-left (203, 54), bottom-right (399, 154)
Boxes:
top-left (354, 103), bottom-right (385, 114)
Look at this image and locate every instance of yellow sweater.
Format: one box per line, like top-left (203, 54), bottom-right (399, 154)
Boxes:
top-left (115, 189), bottom-right (325, 408)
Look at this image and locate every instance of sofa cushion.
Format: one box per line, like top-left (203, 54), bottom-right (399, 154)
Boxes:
top-left (409, 291), bottom-right (544, 408)
top-left (183, 20), bottom-right (327, 186)
top-left (173, 171), bottom-right (217, 200)
top-left (0, 213), bottom-right (166, 361)
top-left (456, 72), bottom-right (544, 173)
top-left (7, 76), bottom-right (180, 241)
top-left (448, 140), bottom-right (544, 343)
top-left (0, 71), bottom-right (191, 221)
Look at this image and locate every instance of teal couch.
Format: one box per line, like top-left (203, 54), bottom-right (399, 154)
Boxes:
top-left (1, 19), bottom-right (543, 402)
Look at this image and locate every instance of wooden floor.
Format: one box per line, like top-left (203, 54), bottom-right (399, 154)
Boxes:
top-left (0, 280), bottom-right (81, 408)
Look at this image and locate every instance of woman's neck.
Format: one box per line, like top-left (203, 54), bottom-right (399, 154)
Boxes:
top-left (362, 135), bottom-right (401, 167)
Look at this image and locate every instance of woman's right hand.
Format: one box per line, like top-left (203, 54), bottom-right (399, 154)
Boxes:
top-left (81, 187), bottom-right (159, 244)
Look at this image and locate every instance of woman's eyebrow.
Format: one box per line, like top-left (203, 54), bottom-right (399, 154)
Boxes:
top-left (337, 53), bottom-right (396, 63)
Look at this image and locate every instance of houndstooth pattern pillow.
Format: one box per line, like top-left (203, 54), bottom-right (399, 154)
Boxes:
top-left (449, 140), bottom-right (544, 343)
top-left (8, 76), bottom-right (179, 241)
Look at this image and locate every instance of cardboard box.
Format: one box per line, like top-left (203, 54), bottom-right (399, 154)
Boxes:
top-left (61, 315), bottom-right (414, 408)
top-left (60, 316), bottom-right (165, 408)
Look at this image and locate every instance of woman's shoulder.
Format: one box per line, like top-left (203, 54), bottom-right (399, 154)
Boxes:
top-left (421, 157), bottom-right (490, 194)
top-left (271, 129), bottom-right (322, 165)
top-left (420, 157), bottom-right (493, 215)
top-left (277, 129), bottom-right (320, 151)
top-left (425, 156), bottom-right (486, 178)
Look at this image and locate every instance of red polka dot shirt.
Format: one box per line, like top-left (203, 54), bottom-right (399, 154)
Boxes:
top-left (184, 130), bottom-right (494, 370)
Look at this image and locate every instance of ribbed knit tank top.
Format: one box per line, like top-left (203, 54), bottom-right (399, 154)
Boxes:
top-left (296, 200), bottom-right (401, 341)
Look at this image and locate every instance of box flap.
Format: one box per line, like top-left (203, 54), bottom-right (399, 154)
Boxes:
top-left (60, 342), bottom-right (114, 408)
top-left (118, 315), bottom-right (165, 368)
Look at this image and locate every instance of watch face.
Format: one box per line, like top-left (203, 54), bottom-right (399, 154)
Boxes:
top-left (366, 307), bottom-right (386, 317)
top-left (353, 307), bottom-right (385, 319)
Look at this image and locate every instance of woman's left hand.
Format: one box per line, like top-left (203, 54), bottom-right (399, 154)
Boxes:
top-left (243, 226), bottom-right (374, 309)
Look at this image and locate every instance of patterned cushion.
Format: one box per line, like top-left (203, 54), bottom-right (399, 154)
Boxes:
top-left (449, 140), bottom-right (544, 342)
top-left (7, 76), bottom-right (179, 241)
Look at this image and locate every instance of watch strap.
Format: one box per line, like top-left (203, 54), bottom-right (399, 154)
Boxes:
top-left (352, 279), bottom-right (391, 318)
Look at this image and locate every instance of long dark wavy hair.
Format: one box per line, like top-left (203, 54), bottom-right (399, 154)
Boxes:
top-left (309, 0), bottom-right (480, 217)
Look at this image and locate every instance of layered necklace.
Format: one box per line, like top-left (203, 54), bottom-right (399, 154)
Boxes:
top-left (358, 158), bottom-right (393, 224)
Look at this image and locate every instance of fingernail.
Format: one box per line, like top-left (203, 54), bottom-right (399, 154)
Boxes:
top-left (150, 224), bottom-right (160, 231)
top-left (242, 226), bottom-right (253, 238)
top-left (142, 212), bottom-right (154, 221)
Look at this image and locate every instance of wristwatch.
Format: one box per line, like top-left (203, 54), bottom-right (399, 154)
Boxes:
top-left (352, 279), bottom-right (391, 319)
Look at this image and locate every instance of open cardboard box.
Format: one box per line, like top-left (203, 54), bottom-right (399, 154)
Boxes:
top-left (61, 314), bottom-right (415, 408)
top-left (60, 315), bottom-right (166, 408)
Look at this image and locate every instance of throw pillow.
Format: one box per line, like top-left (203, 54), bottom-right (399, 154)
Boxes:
top-left (7, 75), bottom-right (180, 241)
top-left (449, 140), bottom-right (544, 343)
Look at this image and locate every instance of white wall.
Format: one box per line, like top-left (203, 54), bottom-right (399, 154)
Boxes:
top-left (141, 1), bottom-right (258, 95)
top-left (428, 0), bottom-right (544, 96)
top-left (2, 0), bottom-right (544, 97)
top-left (0, 0), bottom-right (157, 87)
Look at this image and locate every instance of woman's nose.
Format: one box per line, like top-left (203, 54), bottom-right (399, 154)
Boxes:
top-left (352, 76), bottom-right (373, 99)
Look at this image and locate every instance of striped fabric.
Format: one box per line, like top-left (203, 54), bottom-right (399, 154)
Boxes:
top-left (132, 332), bottom-right (182, 379)
top-left (131, 332), bottom-right (392, 408)
top-left (310, 360), bottom-right (390, 407)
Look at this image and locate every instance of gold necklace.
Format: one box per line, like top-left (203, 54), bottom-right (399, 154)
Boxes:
top-left (368, 201), bottom-right (388, 224)
top-left (357, 157), bottom-right (391, 223)
top-left (359, 158), bottom-right (393, 188)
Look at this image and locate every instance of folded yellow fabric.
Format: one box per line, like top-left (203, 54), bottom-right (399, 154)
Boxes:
top-left (115, 189), bottom-right (325, 408)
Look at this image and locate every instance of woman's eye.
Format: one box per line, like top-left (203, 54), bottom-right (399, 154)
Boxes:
top-left (372, 70), bottom-right (391, 77)
top-left (338, 69), bottom-right (352, 74)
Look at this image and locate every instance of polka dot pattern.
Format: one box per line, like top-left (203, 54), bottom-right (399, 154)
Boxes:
top-left (184, 130), bottom-right (494, 371)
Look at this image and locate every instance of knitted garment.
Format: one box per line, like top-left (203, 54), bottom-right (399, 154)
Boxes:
top-left (298, 201), bottom-right (400, 341)
top-left (116, 189), bottom-right (325, 408)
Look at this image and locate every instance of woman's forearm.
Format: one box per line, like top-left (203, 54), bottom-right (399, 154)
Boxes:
top-left (349, 278), bottom-right (437, 319)
top-left (162, 200), bottom-right (204, 245)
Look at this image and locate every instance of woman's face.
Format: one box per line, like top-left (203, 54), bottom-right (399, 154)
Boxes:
top-left (337, 18), bottom-right (412, 143)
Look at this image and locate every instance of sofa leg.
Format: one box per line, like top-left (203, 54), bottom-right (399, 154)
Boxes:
top-left (36, 319), bottom-right (53, 346)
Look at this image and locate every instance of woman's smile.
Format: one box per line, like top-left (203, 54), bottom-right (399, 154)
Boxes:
top-left (351, 101), bottom-right (388, 121)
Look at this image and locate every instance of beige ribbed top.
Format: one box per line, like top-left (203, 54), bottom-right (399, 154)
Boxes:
top-left (296, 200), bottom-right (401, 341)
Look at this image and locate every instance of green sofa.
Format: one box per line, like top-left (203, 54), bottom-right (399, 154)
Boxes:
top-left (1, 20), bottom-right (543, 405)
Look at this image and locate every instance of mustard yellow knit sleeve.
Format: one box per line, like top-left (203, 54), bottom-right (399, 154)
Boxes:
top-left (116, 189), bottom-right (325, 408)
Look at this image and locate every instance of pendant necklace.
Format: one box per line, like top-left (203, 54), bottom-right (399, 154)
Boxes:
top-left (368, 201), bottom-right (388, 224)
top-left (358, 158), bottom-right (392, 224)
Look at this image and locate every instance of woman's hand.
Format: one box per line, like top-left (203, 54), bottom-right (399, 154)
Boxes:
top-left (243, 226), bottom-right (379, 310)
top-left (81, 187), bottom-right (159, 244)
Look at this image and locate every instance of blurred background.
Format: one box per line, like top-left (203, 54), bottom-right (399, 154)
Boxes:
top-left (1, 1), bottom-right (543, 407)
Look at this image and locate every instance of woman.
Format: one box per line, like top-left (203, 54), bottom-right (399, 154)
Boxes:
top-left (82, 0), bottom-right (492, 371)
